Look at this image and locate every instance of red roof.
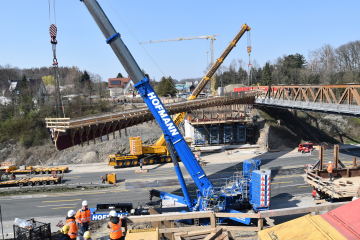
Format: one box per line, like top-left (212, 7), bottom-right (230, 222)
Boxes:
top-left (321, 198), bottom-right (360, 239)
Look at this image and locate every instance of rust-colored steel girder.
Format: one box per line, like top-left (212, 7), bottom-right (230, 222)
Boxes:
top-left (46, 92), bottom-right (256, 150)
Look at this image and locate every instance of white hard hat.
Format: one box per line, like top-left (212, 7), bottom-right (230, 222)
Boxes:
top-left (328, 161), bottom-right (332, 163)
top-left (82, 200), bottom-right (88, 206)
top-left (109, 210), bottom-right (117, 217)
top-left (68, 210), bottom-right (76, 218)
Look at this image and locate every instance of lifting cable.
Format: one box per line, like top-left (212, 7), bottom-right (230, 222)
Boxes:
top-left (48, 0), bottom-right (65, 118)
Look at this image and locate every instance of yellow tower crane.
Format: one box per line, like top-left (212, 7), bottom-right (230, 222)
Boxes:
top-left (139, 34), bottom-right (220, 95)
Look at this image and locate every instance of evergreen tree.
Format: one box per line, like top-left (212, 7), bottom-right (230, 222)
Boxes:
top-left (20, 74), bottom-right (27, 91)
top-left (262, 63), bottom-right (272, 85)
top-left (156, 76), bottom-right (167, 96)
top-left (156, 76), bottom-right (177, 96)
top-left (116, 72), bottom-right (123, 78)
top-left (80, 71), bottom-right (90, 84)
top-left (163, 76), bottom-right (177, 97)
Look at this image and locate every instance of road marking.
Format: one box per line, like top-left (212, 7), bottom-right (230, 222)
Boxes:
top-left (38, 203), bottom-right (76, 208)
top-left (142, 186), bottom-right (181, 191)
top-left (271, 181), bottom-right (293, 185)
top-left (273, 175), bottom-right (303, 179)
top-left (43, 199), bottom-right (81, 203)
top-left (140, 173), bottom-right (176, 177)
top-left (298, 185), bottom-right (312, 188)
top-left (110, 190), bottom-right (129, 193)
top-left (47, 192), bottom-right (107, 197)
top-left (52, 206), bottom-right (76, 209)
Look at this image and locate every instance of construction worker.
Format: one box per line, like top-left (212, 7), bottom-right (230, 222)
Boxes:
top-left (312, 187), bottom-right (317, 200)
top-left (59, 225), bottom-right (71, 240)
top-left (101, 176), bottom-right (106, 184)
top-left (66, 210), bottom-right (78, 239)
top-left (107, 210), bottom-right (127, 240)
top-left (83, 231), bottom-right (92, 240)
top-left (327, 161), bottom-right (333, 181)
top-left (76, 200), bottom-right (91, 235)
top-left (139, 159), bottom-right (144, 170)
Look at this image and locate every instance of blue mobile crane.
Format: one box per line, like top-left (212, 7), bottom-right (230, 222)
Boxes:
top-left (81, 0), bottom-right (270, 225)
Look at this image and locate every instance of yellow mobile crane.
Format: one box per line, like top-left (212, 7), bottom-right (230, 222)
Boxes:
top-left (108, 24), bottom-right (251, 167)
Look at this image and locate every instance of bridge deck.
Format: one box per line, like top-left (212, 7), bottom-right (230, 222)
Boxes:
top-left (47, 92), bottom-right (255, 150)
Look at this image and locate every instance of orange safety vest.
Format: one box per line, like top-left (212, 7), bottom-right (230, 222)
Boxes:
top-left (313, 189), bottom-right (317, 197)
top-left (108, 220), bottom-right (122, 239)
top-left (76, 208), bottom-right (91, 224)
top-left (66, 219), bottom-right (78, 239)
top-left (328, 163), bottom-right (333, 173)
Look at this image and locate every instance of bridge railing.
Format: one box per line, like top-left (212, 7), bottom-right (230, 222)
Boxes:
top-left (255, 97), bottom-right (360, 115)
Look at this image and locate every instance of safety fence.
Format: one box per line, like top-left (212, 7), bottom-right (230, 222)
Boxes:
top-left (124, 202), bottom-right (348, 236)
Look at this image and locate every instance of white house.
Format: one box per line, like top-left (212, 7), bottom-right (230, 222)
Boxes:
top-left (0, 79), bottom-right (48, 105)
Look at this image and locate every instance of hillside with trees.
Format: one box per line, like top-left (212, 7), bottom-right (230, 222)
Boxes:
top-left (214, 40), bottom-right (360, 88)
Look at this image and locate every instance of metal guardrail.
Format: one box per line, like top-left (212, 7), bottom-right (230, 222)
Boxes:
top-left (255, 97), bottom-right (360, 115)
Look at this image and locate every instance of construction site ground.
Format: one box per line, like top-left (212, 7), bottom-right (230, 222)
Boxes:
top-left (2, 145), bottom-right (360, 239)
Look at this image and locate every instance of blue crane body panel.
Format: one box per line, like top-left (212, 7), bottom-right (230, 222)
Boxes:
top-left (250, 170), bottom-right (271, 211)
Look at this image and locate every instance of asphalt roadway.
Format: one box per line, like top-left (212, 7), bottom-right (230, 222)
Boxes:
top-left (1, 148), bottom-right (360, 223)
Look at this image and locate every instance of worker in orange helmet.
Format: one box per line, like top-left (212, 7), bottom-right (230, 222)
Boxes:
top-left (66, 210), bottom-right (78, 239)
top-left (327, 161), bottom-right (333, 181)
top-left (312, 187), bottom-right (317, 200)
top-left (75, 200), bottom-right (91, 235)
top-left (108, 210), bottom-right (127, 240)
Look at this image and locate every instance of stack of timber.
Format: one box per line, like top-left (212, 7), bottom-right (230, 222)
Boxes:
top-left (174, 227), bottom-right (229, 240)
top-left (304, 170), bottom-right (359, 198)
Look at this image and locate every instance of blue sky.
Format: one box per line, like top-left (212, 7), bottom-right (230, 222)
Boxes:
top-left (0, 0), bottom-right (359, 82)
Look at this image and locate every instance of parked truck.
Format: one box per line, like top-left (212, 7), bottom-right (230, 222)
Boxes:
top-left (0, 171), bottom-right (62, 187)
top-left (0, 161), bottom-right (68, 175)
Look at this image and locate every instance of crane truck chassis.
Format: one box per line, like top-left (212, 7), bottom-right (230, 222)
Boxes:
top-left (77, 0), bottom-right (268, 226)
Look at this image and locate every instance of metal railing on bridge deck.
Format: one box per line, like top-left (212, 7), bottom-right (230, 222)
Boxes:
top-left (252, 84), bottom-right (360, 116)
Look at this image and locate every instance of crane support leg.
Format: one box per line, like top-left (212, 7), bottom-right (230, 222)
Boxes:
top-left (166, 141), bottom-right (193, 209)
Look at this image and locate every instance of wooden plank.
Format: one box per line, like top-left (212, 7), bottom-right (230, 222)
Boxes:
top-left (215, 212), bottom-right (259, 218)
top-left (159, 226), bottom-right (212, 234)
top-left (259, 202), bottom-right (348, 218)
top-left (127, 212), bottom-right (211, 223)
top-left (204, 227), bottom-right (222, 240)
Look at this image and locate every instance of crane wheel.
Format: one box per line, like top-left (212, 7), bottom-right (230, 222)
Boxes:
top-left (18, 182), bottom-right (24, 187)
top-left (42, 181), bottom-right (47, 185)
top-left (27, 182), bottom-right (33, 186)
top-left (49, 180), bottom-right (55, 185)
top-left (143, 159), bottom-right (148, 164)
top-left (117, 161), bottom-right (123, 167)
top-left (125, 160), bottom-right (131, 166)
top-left (149, 159), bottom-right (154, 164)
top-left (35, 181), bottom-right (40, 186)
top-left (166, 157), bottom-right (172, 163)
top-left (132, 160), bottom-right (139, 165)
top-left (160, 158), bottom-right (165, 163)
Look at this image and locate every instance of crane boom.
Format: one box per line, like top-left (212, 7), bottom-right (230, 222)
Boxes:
top-left (81, 0), bottom-right (212, 210)
top-left (153, 24), bottom-right (251, 147)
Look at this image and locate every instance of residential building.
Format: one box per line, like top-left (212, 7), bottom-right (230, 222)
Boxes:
top-left (108, 77), bottom-right (136, 97)
top-left (0, 79), bottom-right (47, 105)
